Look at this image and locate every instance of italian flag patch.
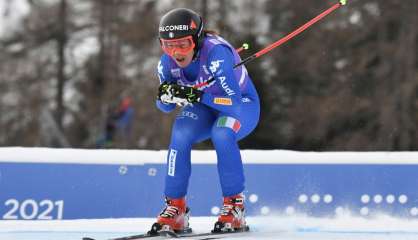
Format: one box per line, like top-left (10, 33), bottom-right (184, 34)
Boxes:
top-left (217, 116), bottom-right (241, 133)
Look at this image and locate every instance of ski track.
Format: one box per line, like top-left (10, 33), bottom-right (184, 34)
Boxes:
top-left (1, 215), bottom-right (418, 240)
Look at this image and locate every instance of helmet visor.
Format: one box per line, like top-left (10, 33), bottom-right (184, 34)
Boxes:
top-left (161, 36), bottom-right (195, 56)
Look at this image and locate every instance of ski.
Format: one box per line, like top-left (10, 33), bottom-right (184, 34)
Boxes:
top-left (82, 231), bottom-right (194, 240)
top-left (82, 226), bottom-right (249, 240)
top-left (82, 228), bottom-right (193, 240)
top-left (82, 232), bottom-right (159, 240)
top-left (162, 226), bottom-right (250, 239)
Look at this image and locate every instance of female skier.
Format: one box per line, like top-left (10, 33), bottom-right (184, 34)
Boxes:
top-left (150, 8), bottom-right (260, 234)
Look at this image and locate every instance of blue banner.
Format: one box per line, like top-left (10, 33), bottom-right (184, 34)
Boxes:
top-left (1, 159), bottom-right (418, 219)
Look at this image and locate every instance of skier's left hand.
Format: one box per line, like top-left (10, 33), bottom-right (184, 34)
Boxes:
top-left (170, 84), bottom-right (203, 104)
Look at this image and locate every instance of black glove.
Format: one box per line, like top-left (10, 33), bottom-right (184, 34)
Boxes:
top-left (157, 82), bottom-right (174, 104)
top-left (170, 84), bottom-right (203, 104)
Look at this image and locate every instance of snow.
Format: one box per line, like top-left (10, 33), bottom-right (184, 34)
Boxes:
top-left (71, 36), bottom-right (100, 67)
top-left (1, 215), bottom-right (418, 240)
top-left (2, 147), bottom-right (418, 165)
top-left (349, 11), bottom-right (362, 25)
top-left (0, 0), bottom-right (30, 37)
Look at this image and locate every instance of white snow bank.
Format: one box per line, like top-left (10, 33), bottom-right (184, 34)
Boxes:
top-left (1, 147), bottom-right (418, 165)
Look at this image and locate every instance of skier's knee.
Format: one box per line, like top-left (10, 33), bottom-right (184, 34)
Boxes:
top-left (170, 127), bottom-right (194, 145)
top-left (211, 126), bottom-right (236, 144)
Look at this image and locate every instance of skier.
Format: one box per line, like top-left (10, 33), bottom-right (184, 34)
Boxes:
top-left (150, 8), bottom-right (260, 234)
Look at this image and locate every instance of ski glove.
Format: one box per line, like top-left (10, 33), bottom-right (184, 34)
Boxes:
top-left (158, 82), bottom-right (172, 104)
top-left (158, 82), bottom-right (194, 106)
top-left (170, 84), bottom-right (203, 104)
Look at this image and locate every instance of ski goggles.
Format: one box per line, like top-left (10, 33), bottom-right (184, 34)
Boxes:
top-left (160, 36), bottom-right (195, 56)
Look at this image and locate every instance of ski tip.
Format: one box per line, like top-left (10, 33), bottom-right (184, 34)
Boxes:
top-left (82, 238), bottom-right (96, 240)
top-left (339, 0), bottom-right (347, 5)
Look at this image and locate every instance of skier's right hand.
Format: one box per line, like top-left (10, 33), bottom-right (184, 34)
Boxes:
top-left (157, 82), bottom-right (190, 106)
top-left (158, 82), bottom-right (174, 104)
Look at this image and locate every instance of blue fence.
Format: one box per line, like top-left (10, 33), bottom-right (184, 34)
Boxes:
top-left (1, 149), bottom-right (418, 220)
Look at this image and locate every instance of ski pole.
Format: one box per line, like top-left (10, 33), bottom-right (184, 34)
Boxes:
top-left (236, 43), bottom-right (250, 54)
top-left (236, 0), bottom-right (346, 68)
top-left (194, 0), bottom-right (347, 88)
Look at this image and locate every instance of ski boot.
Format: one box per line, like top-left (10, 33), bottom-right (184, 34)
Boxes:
top-left (148, 197), bottom-right (192, 236)
top-left (212, 193), bottom-right (250, 233)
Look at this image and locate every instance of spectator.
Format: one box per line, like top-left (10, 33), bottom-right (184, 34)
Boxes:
top-left (96, 97), bottom-right (134, 148)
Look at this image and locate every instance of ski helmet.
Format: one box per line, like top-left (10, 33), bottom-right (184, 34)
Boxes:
top-left (158, 8), bottom-right (204, 53)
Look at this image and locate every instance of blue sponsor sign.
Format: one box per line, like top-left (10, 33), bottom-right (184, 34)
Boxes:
top-left (1, 150), bottom-right (418, 219)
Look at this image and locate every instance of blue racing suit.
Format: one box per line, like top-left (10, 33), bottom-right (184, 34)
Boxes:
top-left (156, 34), bottom-right (260, 198)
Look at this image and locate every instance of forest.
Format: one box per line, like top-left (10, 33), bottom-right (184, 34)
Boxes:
top-left (0, 0), bottom-right (417, 150)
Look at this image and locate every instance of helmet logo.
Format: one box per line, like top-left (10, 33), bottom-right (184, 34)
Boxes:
top-left (159, 25), bottom-right (189, 32)
top-left (169, 32), bottom-right (175, 38)
top-left (190, 20), bottom-right (197, 30)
